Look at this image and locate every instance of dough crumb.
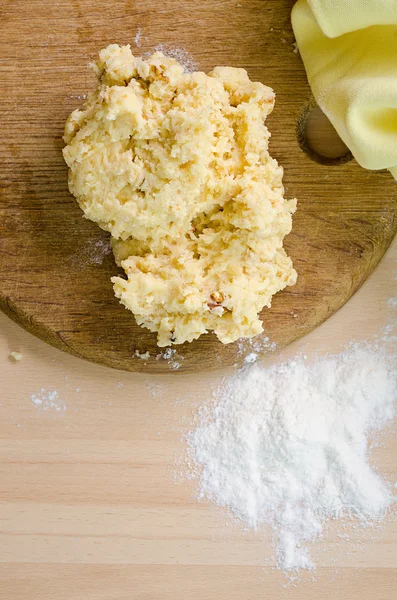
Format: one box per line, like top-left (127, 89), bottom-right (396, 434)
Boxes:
top-left (63, 44), bottom-right (297, 348)
top-left (135, 349), bottom-right (150, 360)
top-left (9, 351), bottom-right (23, 362)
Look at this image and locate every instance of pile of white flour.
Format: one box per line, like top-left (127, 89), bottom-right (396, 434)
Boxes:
top-left (187, 344), bottom-right (397, 572)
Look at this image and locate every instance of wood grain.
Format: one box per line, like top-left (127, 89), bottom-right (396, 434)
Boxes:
top-left (1, 231), bottom-right (397, 600)
top-left (0, 0), bottom-right (396, 373)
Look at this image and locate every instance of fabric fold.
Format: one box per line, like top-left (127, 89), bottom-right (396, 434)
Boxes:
top-left (292, 0), bottom-right (397, 179)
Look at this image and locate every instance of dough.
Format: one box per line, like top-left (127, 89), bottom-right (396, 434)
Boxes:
top-left (63, 44), bottom-right (297, 347)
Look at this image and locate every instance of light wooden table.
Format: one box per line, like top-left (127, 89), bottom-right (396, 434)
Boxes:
top-left (0, 235), bottom-right (396, 599)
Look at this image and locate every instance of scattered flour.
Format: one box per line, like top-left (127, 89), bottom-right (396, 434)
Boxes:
top-left (244, 352), bottom-right (258, 364)
top-left (134, 26), bottom-right (142, 48)
top-left (156, 347), bottom-right (184, 370)
top-left (186, 344), bottom-right (397, 573)
top-left (382, 286), bottom-right (397, 343)
top-left (146, 382), bottom-right (162, 399)
top-left (157, 348), bottom-right (176, 361)
top-left (237, 335), bottom-right (276, 363)
top-left (71, 238), bottom-right (112, 268)
top-left (30, 388), bottom-right (66, 412)
top-left (388, 297), bottom-right (397, 309)
top-left (152, 44), bottom-right (197, 72)
top-left (382, 322), bottom-right (397, 343)
top-left (71, 93), bottom-right (87, 101)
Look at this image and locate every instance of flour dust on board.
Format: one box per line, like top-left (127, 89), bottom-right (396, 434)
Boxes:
top-left (186, 344), bottom-right (397, 573)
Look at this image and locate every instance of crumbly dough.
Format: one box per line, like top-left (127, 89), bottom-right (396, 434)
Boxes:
top-left (63, 44), bottom-right (297, 347)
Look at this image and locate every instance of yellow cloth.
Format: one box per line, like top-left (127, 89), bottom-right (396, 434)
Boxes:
top-left (291, 0), bottom-right (397, 179)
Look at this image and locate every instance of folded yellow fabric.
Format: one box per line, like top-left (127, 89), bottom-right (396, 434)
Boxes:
top-left (291, 0), bottom-right (397, 179)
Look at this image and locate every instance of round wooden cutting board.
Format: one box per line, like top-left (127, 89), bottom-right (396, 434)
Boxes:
top-left (0, 0), bottom-right (396, 373)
